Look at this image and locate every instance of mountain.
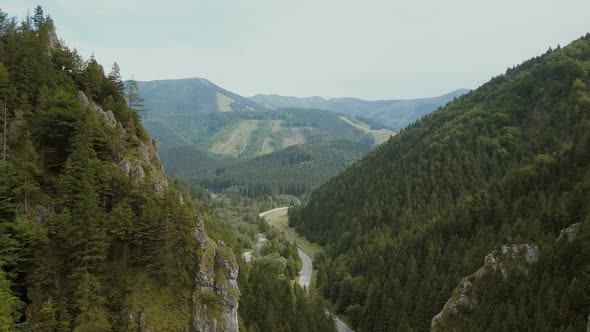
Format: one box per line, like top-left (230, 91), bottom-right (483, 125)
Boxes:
top-left (251, 89), bottom-right (470, 130)
top-left (137, 77), bottom-right (396, 156)
top-left (132, 77), bottom-right (263, 116)
top-left (165, 138), bottom-right (371, 197)
top-left (289, 35), bottom-right (590, 330)
top-left (0, 10), bottom-right (239, 331)
top-left (137, 79), bottom-right (396, 198)
top-left (143, 107), bottom-right (381, 156)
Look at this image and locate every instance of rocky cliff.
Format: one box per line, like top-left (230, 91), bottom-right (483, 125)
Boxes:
top-left (432, 224), bottom-right (582, 331)
top-left (76, 91), bottom-right (239, 331)
top-left (78, 91), bottom-right (169, 194)
top-left (431, 243), bottom-right (540, 331)
top-left (192, 219), bottom-right (239, 332)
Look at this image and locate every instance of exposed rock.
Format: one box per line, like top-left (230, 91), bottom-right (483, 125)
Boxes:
top-left (76, 91), bottom-right (168, 193)
top-left (47, 20), bottom-right (59, 49)
top-left (77, 91), bottom-right (89, 107)
top-left (432, 243), bottom-right (540, 331)
top-left (138, 311), bottom-right (148, 332)
top-left (118, 159), bottom-right (146, 182)
top-left (117, 122), bottom-right (127, 140)
top-left (484, 243), bottom-right (540, 278)
top-left (103, 110), bottom-right (117, 129)
top-left (31, 205), bottom-right (53, 223)
top-left (191, 218), bottom-right (239, 332)
top-left (139, 142), bottom-right (151, 163)
top-left (77, 91), bottom-right (116, 128)
top-left (557, 223), bottom-right (579, 243)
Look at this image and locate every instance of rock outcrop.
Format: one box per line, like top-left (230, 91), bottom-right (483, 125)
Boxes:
top-left (192, 218), bottom-right (239, 332)
top-left (77, 91), bottom-right (168, 193)
top-left (557, 223), bottom-right (579, 243)
top-left (432, 243), bottom-right (540, 331)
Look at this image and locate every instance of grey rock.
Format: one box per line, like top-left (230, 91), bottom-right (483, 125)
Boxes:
top-left (32, 204), bottom-right (53, 223)
top-left (557, 223), bottom-right (579, 243)
top-left (47, 21), bottom-right (59, 49)
top-left (139, 142), bottom-right (150, 163)
top-left (191, 218), bottom-right (239, 332)
top-left (117, 122), bottom-right (127, 140)
top-left (77, 91), bottom-right (89, 107)
top-left (432, 243), bottom-right (540, 330)
top-left (118, 159), bottom-right (145, 182)
top-left (138, 311), bottom-right (145, 332)
top-left (103, 110), bottom-right (117, 129)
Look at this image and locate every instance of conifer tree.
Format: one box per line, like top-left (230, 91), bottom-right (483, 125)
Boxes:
top-left (126, 78), bottom-right (145, 115)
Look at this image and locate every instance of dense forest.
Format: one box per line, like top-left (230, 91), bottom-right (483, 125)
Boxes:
top-left (0, 7), bottom-right (341, 331)
top-left (167, 138), bottom-right (370, 197)
top-left (0, 7), bottom-right (218, 330)
top-left (290, 35), bottom-right (590, 331)
top-left (197, 191), bottom-right (335, 331)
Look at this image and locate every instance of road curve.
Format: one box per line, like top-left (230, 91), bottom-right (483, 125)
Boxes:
top-left (258, 206), bottom-right (289, 218)
top-left (297, 248), bottom-right (312, 288)
top-left (259, 207), bottom-right (355, 332)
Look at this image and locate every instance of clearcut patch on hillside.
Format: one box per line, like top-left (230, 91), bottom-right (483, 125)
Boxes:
top-left (258, 120), bottom-right (283, 156)
top-left (283, 127), bottom-right (306, 147)
top-left (339, 116), bottom-right (396, 144)
top-left (216, 92), bottom-right (235, 112)
top-left (211, 120), bottom-right (260, 156)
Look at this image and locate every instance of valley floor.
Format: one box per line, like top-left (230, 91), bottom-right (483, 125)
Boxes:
top-left (259, 208), bottom-right (354, 332)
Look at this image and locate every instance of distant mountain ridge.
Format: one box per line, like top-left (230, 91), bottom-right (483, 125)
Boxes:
top-left (131, 77), bottom-right (264, 116)
top-left (251, 89), bottom-right (470, 130)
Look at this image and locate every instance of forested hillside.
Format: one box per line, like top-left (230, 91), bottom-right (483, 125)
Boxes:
top-left (170, 139), bottom-right (370, 197)
top-left (148, 107), bottom-right (380, 198)
top-left (290, 35), bottom-right (590, 331)
top-left (0, 9), bottom-right (240, 331)
top-left (143, 106), bottom-right (374, 155)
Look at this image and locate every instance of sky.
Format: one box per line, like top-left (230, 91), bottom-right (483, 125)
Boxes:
top-left (3, 0), bottom-right (590, 100)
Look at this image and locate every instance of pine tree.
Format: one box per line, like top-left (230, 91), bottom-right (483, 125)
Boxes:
top-left (0, 270), bottom-right (17, 331)
top-left (126, 78), bottom-right (145, 115)
top-left (32, 6), bottom-right (45, 30)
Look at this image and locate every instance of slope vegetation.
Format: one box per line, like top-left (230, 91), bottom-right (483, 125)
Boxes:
top-left (169, 138), bottom-right (370, 197)
top-left (0, 10), bottom-right (238, 331)
top-left (289, 35), bottom-right (590, 331)
top-left (144, 108), bottom-right (372, 157)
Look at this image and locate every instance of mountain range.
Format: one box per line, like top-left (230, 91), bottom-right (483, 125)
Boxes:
top-left (134, 77), bottom-right (466, 196)
top-left (251, 89), bottom-right (470, 130)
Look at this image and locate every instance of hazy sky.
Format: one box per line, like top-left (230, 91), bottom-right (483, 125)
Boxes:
top-left (3, 0), bottom-right (590, 99)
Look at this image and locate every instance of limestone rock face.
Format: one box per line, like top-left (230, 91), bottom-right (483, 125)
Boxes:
top-left (557, 223), bottom-right (579, 243)
top-left (77, 91), bottom-right (168, 193)
top-left (431, 243), bottom-right (540, 331)
top-left (191, 219), bottom-right (239, 332)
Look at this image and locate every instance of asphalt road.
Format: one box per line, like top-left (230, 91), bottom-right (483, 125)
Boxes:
top-left (297, 248), bottom-right (312, 288)
top-left (259, 207), bottom-right (354, 332)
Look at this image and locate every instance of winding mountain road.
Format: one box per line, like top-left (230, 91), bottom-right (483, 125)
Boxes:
top-left (259, 207), bottom-right (354, 332)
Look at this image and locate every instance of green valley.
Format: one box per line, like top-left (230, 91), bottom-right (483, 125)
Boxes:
top-left (2, 2), bottom-right (588, 332)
